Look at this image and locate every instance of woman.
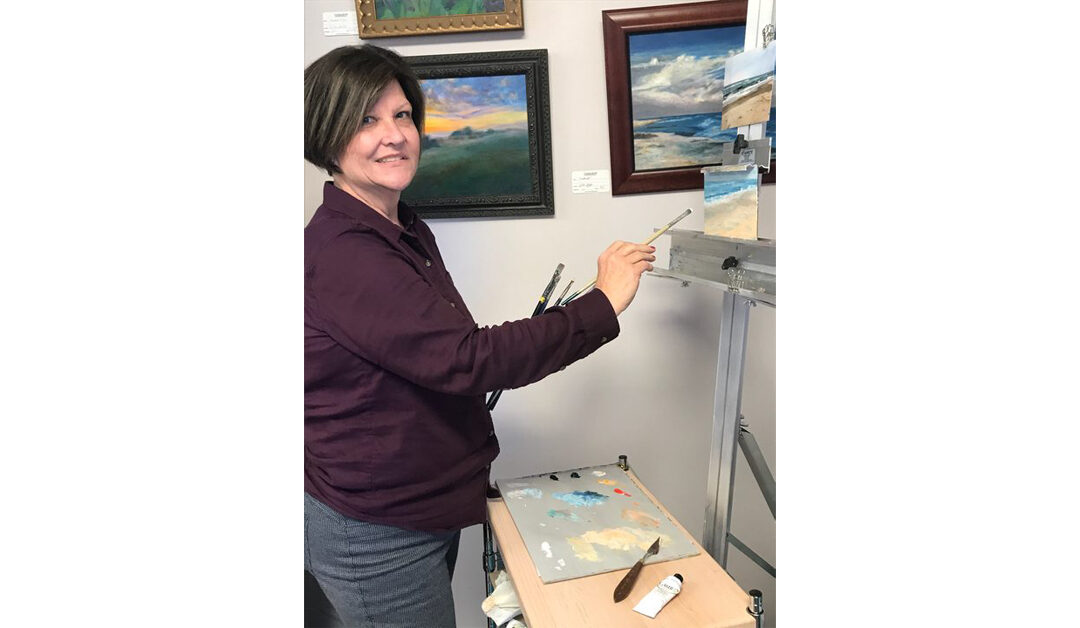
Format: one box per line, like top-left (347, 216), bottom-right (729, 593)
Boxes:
top-left (304, 44), bottom-right (655, 627)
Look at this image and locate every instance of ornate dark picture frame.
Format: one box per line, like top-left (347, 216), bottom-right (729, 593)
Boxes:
top-left (602, 0), bottom-right (751, 195)
top-left (403, 49), bottom-right (554, 219)
top-left (355, 1), bottom-right (524, 39)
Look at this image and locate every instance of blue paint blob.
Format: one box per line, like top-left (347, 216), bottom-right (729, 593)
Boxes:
top-left (552, 490), bottom-right (610, 507)
top-left (547, 509), bottom-right (582, 522)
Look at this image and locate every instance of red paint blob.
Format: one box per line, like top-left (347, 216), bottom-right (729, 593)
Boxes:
top-left (614, 488), bottom-right (632, 496)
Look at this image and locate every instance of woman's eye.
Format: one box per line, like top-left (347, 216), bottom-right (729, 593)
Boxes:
top-left (396, 110), bottom-right (412, 119)
top-left (361, 115), bottom-right (375, 125)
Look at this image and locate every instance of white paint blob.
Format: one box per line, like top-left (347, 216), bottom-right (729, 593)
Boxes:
top-left (541, 541), bottom-right (553, 558)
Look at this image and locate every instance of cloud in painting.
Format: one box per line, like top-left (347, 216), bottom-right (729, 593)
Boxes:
top-left (630, 53), bottom-right (728, 120)
top-left (420, 75), bottom-right (527, 136)
top-left (627, 24), bottom-right (744, 121)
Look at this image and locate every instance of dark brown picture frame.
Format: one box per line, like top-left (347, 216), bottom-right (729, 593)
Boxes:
top-left (603, 0), bottom-right (762, 195)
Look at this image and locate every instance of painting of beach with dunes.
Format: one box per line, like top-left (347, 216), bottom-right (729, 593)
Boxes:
top-left (703, 164), bottom-right (759, 240)
top-left (629, 24), bottom-right (746, 171)
top-left (720, 41), bottom-right (775, 130)
top-left (496, 463), bottom-right (699, 583)
top-left (403, 74), bottom-right (531, 202)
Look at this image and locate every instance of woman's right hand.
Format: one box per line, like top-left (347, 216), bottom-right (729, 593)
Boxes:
top-left (594, 241), bottom-right (656, 315)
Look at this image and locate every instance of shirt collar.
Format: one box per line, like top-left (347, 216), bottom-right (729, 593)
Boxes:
top-left (320, 181), bottom-right (418, 241)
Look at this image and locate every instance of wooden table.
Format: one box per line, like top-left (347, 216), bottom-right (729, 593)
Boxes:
top-left (486, 469), bottom-right (754, 627)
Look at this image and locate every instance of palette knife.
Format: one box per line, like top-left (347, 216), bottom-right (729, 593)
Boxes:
top-left (612, 537), bottom-right (661, 603)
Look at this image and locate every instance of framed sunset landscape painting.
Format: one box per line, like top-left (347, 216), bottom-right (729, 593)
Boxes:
top-left (602, 0), bottom-right (748, 195)
top-left (404, 50), bottom-right (553, 218)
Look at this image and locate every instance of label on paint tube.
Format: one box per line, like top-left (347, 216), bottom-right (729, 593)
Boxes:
top-left (632, 573), bottom-right (683, 618)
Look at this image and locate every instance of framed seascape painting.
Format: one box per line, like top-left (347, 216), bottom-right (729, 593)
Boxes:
top-left (403, 49), bottom-right (554, 219)
top-left (355, 0), bottom-right (523, 38)
top-left (602, 0), bottom-right (749, 195)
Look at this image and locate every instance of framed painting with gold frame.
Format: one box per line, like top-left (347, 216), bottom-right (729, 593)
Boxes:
top-left (355, 0), bottom-right (523, 38)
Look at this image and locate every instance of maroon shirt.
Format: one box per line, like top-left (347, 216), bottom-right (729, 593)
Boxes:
top-left (305, 182), bottom-right (620, 532)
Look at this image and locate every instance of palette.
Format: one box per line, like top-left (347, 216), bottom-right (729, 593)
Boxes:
top-left (495, 463), bottom-right (700, 583)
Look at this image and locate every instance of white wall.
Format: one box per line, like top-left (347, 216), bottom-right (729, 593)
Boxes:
top-left (303, 1), bottom-right (776, 625)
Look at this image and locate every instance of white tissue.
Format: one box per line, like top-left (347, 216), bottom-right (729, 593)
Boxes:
top-left (481, 571), bottom-right (524, 626)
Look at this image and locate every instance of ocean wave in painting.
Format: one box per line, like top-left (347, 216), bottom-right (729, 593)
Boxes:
top-left (704, 171), bottom-right (757, 203)
top-left (632, 112), bottom-right (737, 170)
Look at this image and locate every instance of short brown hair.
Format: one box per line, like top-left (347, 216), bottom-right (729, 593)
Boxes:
top-left (304, 45), bottom-right (425, 176)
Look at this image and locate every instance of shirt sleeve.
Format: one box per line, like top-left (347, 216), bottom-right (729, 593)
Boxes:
top-left (310, 230), bottom-right (620, 396)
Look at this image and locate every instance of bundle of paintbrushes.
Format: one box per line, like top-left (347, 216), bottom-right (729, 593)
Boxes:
top-left (485, 208), bottom-right (692, 411)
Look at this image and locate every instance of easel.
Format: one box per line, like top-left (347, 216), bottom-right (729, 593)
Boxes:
top-left (659, 12), bottom-right (778, 576)
top-left (479, 15), bottom-right (779, 618)
top-left (651, 227), bottom-right (776, 587)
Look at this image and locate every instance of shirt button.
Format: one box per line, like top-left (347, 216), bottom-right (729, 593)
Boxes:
top-left (425, 259), bottom-right (432, 267)
top-left (601, 336), bottom-right (608, 343)
top-left (450, 302), bottom-right (456, 308)
top-left (488, 430), bottom-right (495, 437)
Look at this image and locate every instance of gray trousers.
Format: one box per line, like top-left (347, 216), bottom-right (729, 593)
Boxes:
top-left (305, 493), bottom-right (461, 628)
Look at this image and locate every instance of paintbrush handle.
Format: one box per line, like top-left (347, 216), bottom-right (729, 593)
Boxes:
top-left (566, 209), bottom-right (692, 304)
top-left (642, 207), bottom-right (692, 245)
top-left (486, 263), bottom-right (564, 411)
top-left (613, 558), bottom-right (645, 602)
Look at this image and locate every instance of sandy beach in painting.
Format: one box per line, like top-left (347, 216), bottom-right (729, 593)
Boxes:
top-left (705, 186), bottom-right (758, 240)
top-left (721, 76), bottom-right (774, 130)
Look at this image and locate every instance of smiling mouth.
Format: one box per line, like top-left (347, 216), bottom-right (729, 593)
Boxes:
top-left (375, 156), bottom-right (407, 163)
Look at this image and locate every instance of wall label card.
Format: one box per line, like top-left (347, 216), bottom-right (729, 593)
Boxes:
top-left (571, 170), bottom-right (611, 194)
top-left (322, 12), bottom-right (359, 37)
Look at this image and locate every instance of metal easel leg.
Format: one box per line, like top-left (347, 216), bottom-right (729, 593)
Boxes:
top-left (483, 520), bottom-right (498, 628)
top-left (747, 589), bottom-right (765, 628)
top-left (727, 533), bottom-right (775, 578)
top-left (738, 421), bottom-right (775, 519)
top-left (703, 292), bottom-right (751, 568)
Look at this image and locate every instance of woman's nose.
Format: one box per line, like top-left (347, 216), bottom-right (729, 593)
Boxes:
top-left (380, 118), bottom-right (406, 145)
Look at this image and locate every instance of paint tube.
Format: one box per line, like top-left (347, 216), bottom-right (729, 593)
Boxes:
top-left (632, 573), bottom-right (683, 618)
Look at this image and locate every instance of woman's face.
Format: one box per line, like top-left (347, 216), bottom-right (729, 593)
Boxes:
top-left (335, 81), bottom-right (420, 206)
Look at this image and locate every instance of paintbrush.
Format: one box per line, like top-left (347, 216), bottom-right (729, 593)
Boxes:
top-left (486, 263), bottom-right (564, 412)
top-left (532, 263), bottom-right (564, 316)
top-left (563, 208), bottom-right (692, 304)
top-left (613, 537), bottom-right (661, 603)
top-left (553, 280), bottom-right (574, 308)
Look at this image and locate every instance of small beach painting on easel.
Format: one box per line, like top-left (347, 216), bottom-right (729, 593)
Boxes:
top-left (496, 463), bottom-right (699, 583)
top-left (703, 164), bottom-right (759, 240)
top-left (720, 41), bottom-right (776, 130)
